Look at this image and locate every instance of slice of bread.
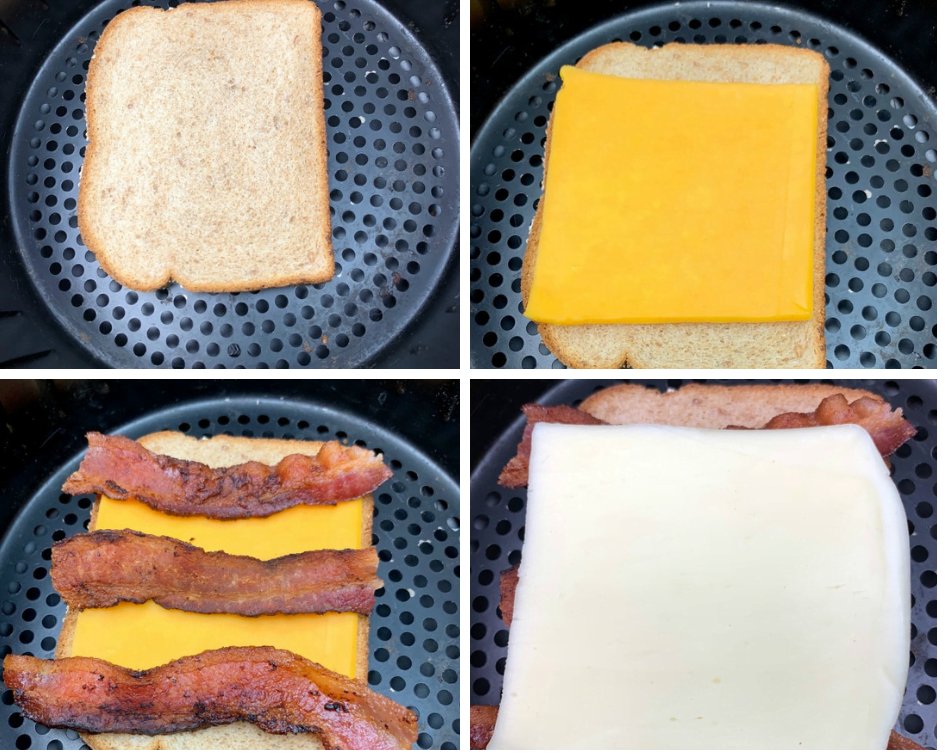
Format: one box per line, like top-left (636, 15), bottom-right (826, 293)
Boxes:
top-left (523, 43), bottom-right (829, 368)
top-left (78, 0), bottom-right (333, 293)
top-left (578, 382), bottom-right (881, 428)
top-left (56, 432), bottom-right (374, 750)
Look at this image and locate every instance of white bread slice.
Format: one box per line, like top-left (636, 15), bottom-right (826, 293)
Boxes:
top-left (579, 383), bottom-right (881, 428)
top-left (523, 43), bottom-right (829, 368)
top-left (78, 0), bottom-right (333, 293)
top-left (57, 432), bottom-right (374, 750)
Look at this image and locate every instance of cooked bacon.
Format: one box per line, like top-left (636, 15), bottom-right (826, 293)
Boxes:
top-left (498, 404), bottom-right (607, 488)
top-left (471, 705), bottom-right (498, 750)
top-left (498, 566), bottom-right (518, 628)
top-left (741, 394), bottom-right (917, 458)
top-left (500, 394), bottom-right (915, 488)
top-left (62, 432), bottom-right (392, 519)
top-left (3, 647), bottom-right (417, 749)
top-left (52, 530), bottom-right (381, 616)
top-left (888, 731), bottom-right (925, 750)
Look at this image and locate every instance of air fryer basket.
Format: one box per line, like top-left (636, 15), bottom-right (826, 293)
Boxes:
top-left (470, 379), bottom-right (936, 748)
top-left (0, 392), bottom-right (460, 749)
top-left (470, 1), bottom-right (936, 369)
top-left (0, 0), bottom-right (459, 368)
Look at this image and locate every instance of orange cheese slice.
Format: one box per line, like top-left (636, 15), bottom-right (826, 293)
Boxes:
top-left (524, 66), bottom-right (818, 325)
top-left (69, 495), bottom-right (365, 677)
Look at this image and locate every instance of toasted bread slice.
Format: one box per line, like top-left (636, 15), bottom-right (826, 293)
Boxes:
top-left (57, 432), bottom-right (373, 750)
top-left (78, 0), bottom-right (333, 293)
top-left (523, 43), bottom-right (829, 368)
top-left (578, 382), bottom-right (880, 427)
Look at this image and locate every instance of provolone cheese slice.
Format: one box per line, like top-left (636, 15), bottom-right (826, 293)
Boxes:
top-left (70, 495), bottom-right (366, 677)
top-left (489, 424), bottom-right (910, 749)
top-left (524, 66), bottom-right (818, 325)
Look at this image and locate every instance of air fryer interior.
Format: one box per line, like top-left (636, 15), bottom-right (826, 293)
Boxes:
top-left (0, 0), bottom-right (459, 368)
top-left (0, 381), bottom-right (460, 749)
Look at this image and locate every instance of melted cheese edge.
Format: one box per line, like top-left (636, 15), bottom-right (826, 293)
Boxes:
top-left (524, 66), bottom-right (818, 325)
top-left (489, 424), bottom-right (910, 749)
top-left (69, 496), bottom-right (364, 676)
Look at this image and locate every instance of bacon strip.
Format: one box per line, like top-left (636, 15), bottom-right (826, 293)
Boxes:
top-left (744, 394), bottom-right (917, 458)
top-left (500, 394), bottom-right (916, 488)
top-left (62, 433), bottom-right (392, 519)
top-left (3, 647), bottom-right (418, 749)
top-left (498, 404), bottom-right (606, 488)
top-left (498, 566), bottom-right (518, 627)
top-left (52, 530), bottom-right (381, 616)
top-left (471, 705), bottom-right (498, 750)
top-left (888, 731), bottom-right (926, 750)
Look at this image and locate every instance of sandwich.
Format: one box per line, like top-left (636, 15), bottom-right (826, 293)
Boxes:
top-left (3, 431), bottom-right (419, 749)
top-left (521, 44), bottom-right (829, 368)
top-left (472, 384), bottom-right (925, 749)
top-left (78, 0), bottom-right (333, 292)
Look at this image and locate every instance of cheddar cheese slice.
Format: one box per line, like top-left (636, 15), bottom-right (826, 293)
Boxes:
top-left (524, 66), bottom-right (819, 325)
top-left (69, 495), bottom-right (366, 678)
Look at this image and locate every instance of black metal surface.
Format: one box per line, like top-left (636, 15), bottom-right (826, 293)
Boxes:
top-left (0, 383), bottom-right (460, 749)
top-left (471, 378), bottom-right (937, 748)
top-left (470, 1), bottom-right (937, 369)
top-left (0, 0), bottom-right (459, 369)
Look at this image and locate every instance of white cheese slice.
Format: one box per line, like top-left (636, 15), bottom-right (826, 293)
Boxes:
top-left (488, 424), bottom-right (910, 750)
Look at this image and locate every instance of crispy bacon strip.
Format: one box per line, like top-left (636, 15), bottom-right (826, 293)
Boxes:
top-left (888, 731), bottom-right (926, 750)
top-left (500, 394), bottom-right (916, 488)
top-left (52, 530), bottom-right (381, 616)
top-left (498, 566), bottom-right (518, 627)
top-left (742, 394), bottom-right (917, 458)
top-left (470, 705), bottom-right (498, 750)
top-left (498, 404), bottom-right (606, 488)
top-left (62, 432), bottom-right (392, 519)
top-left (3, 647), bottom-right (418, 749)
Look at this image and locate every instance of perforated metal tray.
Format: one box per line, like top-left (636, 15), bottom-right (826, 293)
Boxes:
top-left (470, 1), bottom-right (936, 369)
top-left (470, 379), bottom-right (936, 748)
top-left (0, 396), bottom-right (460, 749)
top-left (5, 0), bottom-right (459, 368)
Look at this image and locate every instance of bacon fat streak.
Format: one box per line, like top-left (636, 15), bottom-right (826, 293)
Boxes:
top-left (52, 529), bottom-right (381, 616)
top-left (3, 647), bottom-right (418, 749)
top-left (62, 433), bottom-right (392, 519)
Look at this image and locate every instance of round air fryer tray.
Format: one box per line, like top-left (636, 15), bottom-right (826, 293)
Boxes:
top-left (470, 1), bottom-right (937, 369)
top-left (0, 397), bottom-right (460, 750)
top-left (470, 379), bottom-right (937, 748)
top-left (8, 0), bottom-right (459, 368)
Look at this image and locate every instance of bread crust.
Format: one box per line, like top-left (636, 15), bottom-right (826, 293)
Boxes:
top-left (78, 0), bottom-right (333, 293)
top-left (57, 432), bottom-right (373, 750)
top-left (523, 42), bottom-right (829, 368)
